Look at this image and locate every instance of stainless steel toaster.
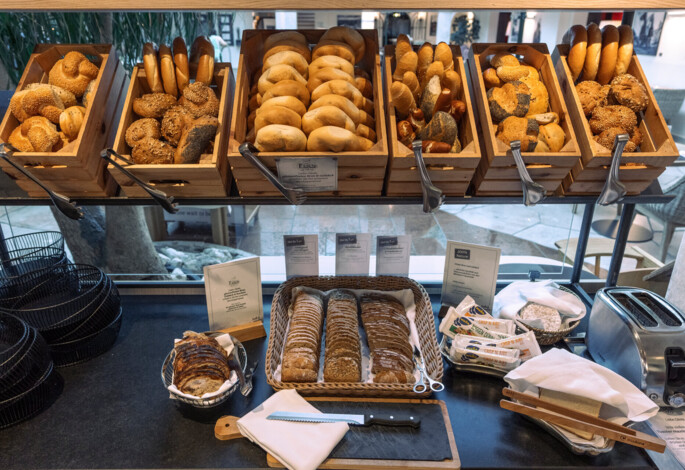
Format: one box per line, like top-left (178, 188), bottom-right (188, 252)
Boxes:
top-left (587, 287), bottom-right (685, 408)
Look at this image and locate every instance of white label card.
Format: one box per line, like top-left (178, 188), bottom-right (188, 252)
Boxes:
top-left (376, 235), bottom-right (411, 276)
top-left (203, 256), bottom-right (263, 331)
top-left (335, 233), bottom-right (371, 276)
top-left (441, 241), bottom-right (501, 312)
top-left (276, 157), bottom-right (338, 192)
top-left (284, 234), bottom-right (319, 279)
top-left (650, 408), bottom-right (685, 466)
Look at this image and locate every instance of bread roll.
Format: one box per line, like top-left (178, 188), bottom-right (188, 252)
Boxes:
top-left (8, 116), bottom-right (58, 152)
top-left (259, 95), bottom-right (307, 117)
top-left (59, 106), bottom-right (86, 140)
top-left (174, 115), bottom-right (218, 164)
top-left (307, 67), bottom-right (355, 93)
top-left (567, 25), bottom-right (588, 82)
top-left (311, 79), bottom-right (372, 114)
top-left (583, 23), bottom-right (602, 81)
top-left (395, 34), bottom-right (413, 65)
top-left (307, 126), bottom-right (373, 152)
top-left (302, 105), bottom-right (355, 135)
top-left (263, 50), bottom-right (309, 78)
top-left (390, 81), bottom-right (416, 120)
top-left (435, 42), bottom-right (453, 71)
top-left (133, 93), bottom-right (177, 118)
top-left (356, 123), bottom-right (376, 141)
top-left (173, 37), bottom-right (190, 93)
top-left (358, 110), bottom-right (375, 129)
top-left (354, 67), bottom-right (370, 80)
top-left (420, 75), bottom-right (442, 121)
top-left (615, 25), bottom-right (634, 77)
top-left (490, 52), bottom-right (519, 68)
top-left (190, 36), bottom-right (215, 86)
top-left (254, 105), bottom-right (302, 133)
top-left (392, 50), bottom-right (418, 82)
top-left (598, 25), bottom-right (619, 85)
top-left (262, 80), bottom-right (310, 107)
top-left (48, 52), bottom-right (99, 99)
top-left (483, 68), bottom-right (501, 90)
top-left (264, 31), bottom-right (308, 52)
top-left (403, 71), bottom-right (421, 101)
top-left (178, 82), bottom-right (219, 118)
top-left (309, 55), bottom-right (354, 79)
top-left (417, 42), bottom-right (434, 82)
top-left (248, 93), bottom-right (262, 112)
top-left (158, 44), bottom-right (178, 98)
top-left (320, 26), bottom-right (366, 63)
top-left (143, 43), bottom-right (164, 93)
top-left (422, 61), bottom-right (444, 89)
top-left (313, 41), bottom-right (355, 64)
top-left (125, 117), bottom-right (160, 148)
top-left (247, 109), bottom-right (256, 130)
top-left (539, 122), bottom-right (565, 152)
top-left (258, 64), bottom-right (307, 95)
top-left (309, 94), bottom-right (360, 125)
top-left (264, 43), bottom-right (312, 64)
top-left (355, 76), bottom-right (373, 99)
top-left (442, 70), bottom-right (461, 99)
top-left (255, 124), bottom-right (307, 152)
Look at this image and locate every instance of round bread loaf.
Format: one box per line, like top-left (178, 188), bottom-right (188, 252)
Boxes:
top-left (143, 43), bottom-right (164, 94)
top-left (313, 41), bottom-right (355, 64)
top-left (482, 68), bottom-right (501, 90)
top-left (264, 42), bottom-right (311, 63)
top-left (583, 23), bottom-right (602, 81)
top-left (259, 95), bottom-right (307, 116)
top-left (615, 25), bottom-right (634, 76)
top-left (173, 37), bottom-right (190, 93)
top-left (598, 25), bottom-right (619, 85)
top-left (487, 81), bottom-right (531, 122)
top-left (307, 126), bottom-right (373, 152)
top-left (254, 105), bottom-right (302, 133)
top-left (320, 26), bottom-right (366, 63)
top-left (261, 80), bottom-right (310, 107)
top-left (307, 67), bottom-right (355, 93)
top-left (258, 64), bottom-right (307, 95)
top-left (255, 124), bottom-right (307, 152)
top-left (490, 52), bottom-right (519, 68)
top-left (310, 55), bottom-right (354, 79)
top-left (263, 51), bottom-right (309, 78)
top-left (158, 44), bottom-right (178, 98)
top-left (567, 25), bottom-right (588, 81)
top-left (302, 105), bottom-right (356, 135)
top-left (309, 94), bottom-right (360, 125)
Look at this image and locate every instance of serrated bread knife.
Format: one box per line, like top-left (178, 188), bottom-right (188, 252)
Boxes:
top-left (267, 411), bottom-right (420, 428)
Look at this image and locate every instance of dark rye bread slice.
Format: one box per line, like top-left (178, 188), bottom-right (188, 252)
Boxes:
top-left (324, 289), bottom-right (362, 383)
top-left (282, 291), bottom-right (324, 383)
top-left (172, 331), bottom-right (232, 396)
top-left (324, 356), bottom-right (361, 382)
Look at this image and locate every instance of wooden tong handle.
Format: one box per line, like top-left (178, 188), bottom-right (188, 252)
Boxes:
top-left (215, 415), bottom-right (245, 441)
top-left (500, 400), bottom-right (666, 453)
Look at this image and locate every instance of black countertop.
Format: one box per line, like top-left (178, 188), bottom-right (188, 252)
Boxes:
top-left (0, 294), bottom-right (656, 469)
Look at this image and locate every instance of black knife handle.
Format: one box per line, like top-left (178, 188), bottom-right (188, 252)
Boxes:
top-left (364, 413), bottom-right (420, 428)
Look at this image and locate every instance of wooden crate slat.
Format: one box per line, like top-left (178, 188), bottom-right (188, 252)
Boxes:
top-left (386, 181), bottom-right (469, 196)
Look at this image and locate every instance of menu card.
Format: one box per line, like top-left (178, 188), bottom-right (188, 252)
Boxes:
top-left (335, 233), bottom-right (371, 275)
top-left (650, 408), bottom-right (685, 466)
top-left (376, 235), bottom-right (411, 276)
top-left (441, 241), bottom-right (501, 312)
top-left (276, 157), bottom-right (338, 192)
top-left (203, 257), bottom-right (263, 331)
top-left (284, 234), bottom-right (319, 279)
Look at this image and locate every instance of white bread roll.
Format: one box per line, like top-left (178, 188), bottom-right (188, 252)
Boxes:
top-left (255, 124), bottom-right (307, 152)
top-left (313, 41), bottom-right (355, 64)
top-left (309, 94), bottom-right (360, 125)
top-left (311, 79), bottom-right (373, 115)
top-left (263, 51), bottom-right (309, 78)
top-left (259, 95), bottom-right (307, 117)
top-left (254, 105), bottom-right (302, 133)
top-left (262, 80), bottom-right (310, 107)
top-left (307, 126), bottom-right (373, 152)
top-left (258, 64), bottom-right (307, 95)
top-left (302, 105), bottom-right (356, 135)
top-left (597, 25), bottom-right (619, 85)
top-left (309, 55), bottom-right (354, 78)
top-left (583, 23), bottom-right (602, 81)
top-left (307, 67), bottom-right (355, 93)
top-left (566, 25), bottom-right (588, 81)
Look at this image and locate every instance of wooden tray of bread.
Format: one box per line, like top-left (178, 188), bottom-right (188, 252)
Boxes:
top-left (0, 44), bottom-right (125, 198)
top-left (109, 38), bottom-right (234, 198)
top-left (552, 24), bottom-right (679, 196)
top-left (227, 28), bottom-right (388, 197)
top-left (265, 276), bottom-right (442, 397)
top-left (467, 43), bottom-right (581, 196)
top-left (384, 39), bottom-right (480, 197)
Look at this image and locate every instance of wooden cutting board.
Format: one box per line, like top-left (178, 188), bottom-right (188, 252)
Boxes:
top-left (215, 397), bottom-right (460, 469)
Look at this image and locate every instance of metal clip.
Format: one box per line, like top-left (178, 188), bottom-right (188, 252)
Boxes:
top-left (412, 141), bottom-right (445, 213)
top-left (597, 134), bottom-right (629, 206)
top-left (238, 142), bottom-right (306, 205)
top-left (511, 140), bottom-right (547, 206)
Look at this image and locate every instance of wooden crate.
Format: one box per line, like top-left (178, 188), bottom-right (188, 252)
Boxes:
top-left (0, 44), bottom-right (123, 197)
top-left (467, 43), bottom-right (581, 196)
top-left (227, 29), bottom-right (388, 197)
top-left (383, 44), bottom-right (480, 197)
top-left (108, 63), bottom-right (234, 198)
top-left (552, 44), bottom-right (679, 196)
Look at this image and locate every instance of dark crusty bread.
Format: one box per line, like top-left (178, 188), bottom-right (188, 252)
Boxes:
top-left (172, 331), bottom-right (231, 396)
top-left (324, 290), bottom-right (361, 382)
top-left (282, 292), bottom-right (324, 382)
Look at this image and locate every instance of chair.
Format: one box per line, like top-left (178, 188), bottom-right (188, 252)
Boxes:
top-left (638, 175), bottom-right (685, 261)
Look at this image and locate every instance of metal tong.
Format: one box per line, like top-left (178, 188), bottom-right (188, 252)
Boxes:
top-left (511, 140), bottom-right (546, 206)
top-left (597, 134), bottom-right (629, 206)
top-left (412, 141), bottom-right (445, 213)
top-left (100, 149), bottom-right (178, 214)
top-left (239, 143), bottom-right (306, 205)
top-left (0, 143), bottom-right (83, 220)
top-left (412, 345), bottom-right (444, 393)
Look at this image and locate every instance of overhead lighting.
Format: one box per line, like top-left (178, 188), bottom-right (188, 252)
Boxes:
top-left (526, 11), bottom-right (536, 19)
top-left (393, 12), bottom-right (401, 17)
top-left (467, 12), bottom-right (474, 20)
top-left (417, 12), bottom-right (427, 20)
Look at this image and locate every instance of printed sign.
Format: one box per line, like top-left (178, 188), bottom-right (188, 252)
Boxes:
top-left (376, 235), bottom-right (411, 276)
top-left (284, 234), bottom-right (319, 279)
top-left (336, 233), bottom-right (371, 275)
top-left (276, 157), bottom-right (337, 192)
top-left (441, 241), bottom-right (501, 312)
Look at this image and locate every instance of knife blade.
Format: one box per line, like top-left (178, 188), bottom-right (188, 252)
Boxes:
top-left (267, 411), bottom-right (420, 428)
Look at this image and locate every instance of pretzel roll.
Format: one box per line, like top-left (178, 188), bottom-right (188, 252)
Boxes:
top-left (255, 124), bottom-right (307, 152)
top-left (307, 67), bottom-right (355, 93)
top-left (143, 43), bottom-right (164, 93)
top-left (258, 64), bottom-right (307, 95)
top-left (302, 105), bottom-right (356, 135)
top-left (262, 80), bottom-right (310, 107)
top-left (393, 51), bottom-right (418, 81)
top-left (310, 55), bottom-right (354, 79)
top-left (264, 31), bottom-right (308, 52)
top-left (583, 23), bottom-right (602, 81)
top-left (395, 34), bottom-right (413, 64)
top-left (158, 44), bottom-right (178, 98)
top-left (190, 36), bottom-right (215, 86)
top-left (254, 105), bottom-right (302, 133)
top-left (309, 94), bottom-right (360, 125)
top-left (356, 123), bottom-right (376, 142)
top-left (566, 25), bottom-right (588, 81)
top-left (403, 71), bottom-right (421, 101)
top-left (390, 80), bottom-right (416, 120)
top-left (313, 40), bottom-right (356, 65)
top-left (259, 95), bottom-right (307, 117)
top-left (307, 126), bottom-right (373, 152)
top-left (434, 42), bottom-right (453, 71)
top-left (320, 26), bottom-right (366, 63)
top-left (417, 42), bottom-right (434, 82)
top-left (263, 50), bottom-right (309, 78)
top-left (172, 37), bottom-right (190, 93)
top-left (597, 25), bottom-right (619, 85)
top-left (355, 76), bottom-right (373, 99)
top-left (422, 61), bottom-right (444, 89)
top-left (615, 25), bottom-right (634, 76)
top-left (264, 42), bottom-right (312, 63)
top-left (442, 70), bottom-right (461, 99)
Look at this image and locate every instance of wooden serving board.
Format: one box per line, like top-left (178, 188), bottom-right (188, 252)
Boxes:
top-left (216, 397), bottom-right (460, 469)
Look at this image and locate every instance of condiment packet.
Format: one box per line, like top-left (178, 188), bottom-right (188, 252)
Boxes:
top-left (440, 314), bottom-right (512, 340)
top-left (440, 301), bottom-right (514, 339)
top-left (451, 336), bottom-right (520, 358)
top-left (450, 346), bottom-right (521, 370)
top-left (496, 331), bottom-right (542, 362)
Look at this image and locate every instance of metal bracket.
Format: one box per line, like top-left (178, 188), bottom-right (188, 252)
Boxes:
top-left (238, 142), bottom-right (306, 205)
top-left (597, 134), bottom-right (629, 206)
top-left (412, 141), bottom-right (445, 213)
top-left (511, 140), bottom-right (546, 206)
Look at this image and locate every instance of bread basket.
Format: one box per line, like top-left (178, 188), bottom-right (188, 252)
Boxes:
top-left (514, 285), bottom-right (582, 346)
top-left (265, 275), bottom-right (442, 397)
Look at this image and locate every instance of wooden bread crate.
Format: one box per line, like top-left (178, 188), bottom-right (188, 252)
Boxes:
top-left (552, 44), bottom-right (678, 196)
top-left (467, 43), bottom-right (581, 196)
top-left (108, 63), bottom-right (234, 198)
top-left (0, 44), bottom-right (124, 198)
top-left (384, 44), bottom-right (481, 197)
top-left (227, 29), bottom-right (388, 197)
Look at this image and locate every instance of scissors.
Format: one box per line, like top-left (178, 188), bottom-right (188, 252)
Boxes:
top-left (412, 345), bottom-right (444, 393)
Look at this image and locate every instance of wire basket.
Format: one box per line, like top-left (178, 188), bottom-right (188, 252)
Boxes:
top-left (0, 313), bottom-right (30, 368)
top-left (161, 334), bottom-right (247, 408)
top-left (0, 362), bottom-right (62, 430)
top-left (0, 327), bottom-right (52, 401)
top-left (0, 231), bottom-right (65, 279)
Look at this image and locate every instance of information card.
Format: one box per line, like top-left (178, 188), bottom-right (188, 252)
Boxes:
top-left (203, 257), bottom-right (263, 331)
top-left (376, 235), bottom-right (411, 276)
top-left (276, 157), bottom-right (337, 192)
top-left (335, 233), bottom-right (371, 275)
top-left (284, 234), bottom-right (319, 279)
top-left (441, 241), bottom-right (501, 312)
top-left (649, 408), bottom-right (685, 466)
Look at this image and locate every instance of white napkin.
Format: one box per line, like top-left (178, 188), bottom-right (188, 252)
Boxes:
top-left (493, 280), bottom-right (586, 328)
top-left (237, 390), bottom-right (349, 470)
top-left (505, 348), bottom-right (659, 446)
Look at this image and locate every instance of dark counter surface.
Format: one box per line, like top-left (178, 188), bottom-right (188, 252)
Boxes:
top-left (0, 294), bottom-right (656, 469)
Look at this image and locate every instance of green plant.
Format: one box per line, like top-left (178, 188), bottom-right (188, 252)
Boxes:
top-left (0, 12), bottom-right (219, 86)
top-left (450, 15), bottom-right (480, 46)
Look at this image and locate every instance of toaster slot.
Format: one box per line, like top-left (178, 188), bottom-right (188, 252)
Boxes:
top-left (633, 293), bottom-right (682, 326)
top-left (609, 292), bottom-right (658, 327)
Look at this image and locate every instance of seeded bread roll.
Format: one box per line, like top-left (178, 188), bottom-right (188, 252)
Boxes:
top-left (302, 105), bottom-right (356, 135)
top-left (254, 105), bottom-right (302, 133)
top-left (174, 115), bottom-right (219, 164)
top-left (282, 291), bottom-right (324, 383)
top-left (598, 25), bottom-right (619, 85)
top-left (307, 67), bottom-right (355, 93)
top-left (306, 126), bottom-right (373, 152)
top-left (263, 50), bottom-right (309, 78)
top-left (566, 25), bottom-right (588, 82)
top-left (583, 23), bottom-right (602, 81)
top-left (255, 124), bottom-right (307, 152)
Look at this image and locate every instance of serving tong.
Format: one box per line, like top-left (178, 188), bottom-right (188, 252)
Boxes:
top-left (239, 142), bottom-right (306, 205)
top-left (412, 345), bottom-right (444, 393)
top-left (596, 133), bottom-right (629, 206)
top-left (412, 141), bottom-right (445, 213)
top-left (510, 140), bottom-right (547, 206)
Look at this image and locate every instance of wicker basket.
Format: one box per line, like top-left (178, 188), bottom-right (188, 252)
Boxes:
top-left (265, 276), bottom-right (442, 397)
top-left (515, 286), bottom-right (582, 346)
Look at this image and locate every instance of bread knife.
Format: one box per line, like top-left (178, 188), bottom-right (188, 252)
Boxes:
top-left (267, 411), bottom-right (420, 428)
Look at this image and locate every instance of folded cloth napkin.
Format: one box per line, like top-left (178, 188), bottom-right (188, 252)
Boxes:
top-left (237, 389), bottom-right (349, 470)
top-left (505, 348), bottom-right (659, 447)
top-left (493, 280), bottom-right (586, 328)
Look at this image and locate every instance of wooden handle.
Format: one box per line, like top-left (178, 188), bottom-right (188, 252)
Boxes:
top-left (500, 400), bottom-right (666, 453)
top-left (214, 415), bottom-right (244, 441)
